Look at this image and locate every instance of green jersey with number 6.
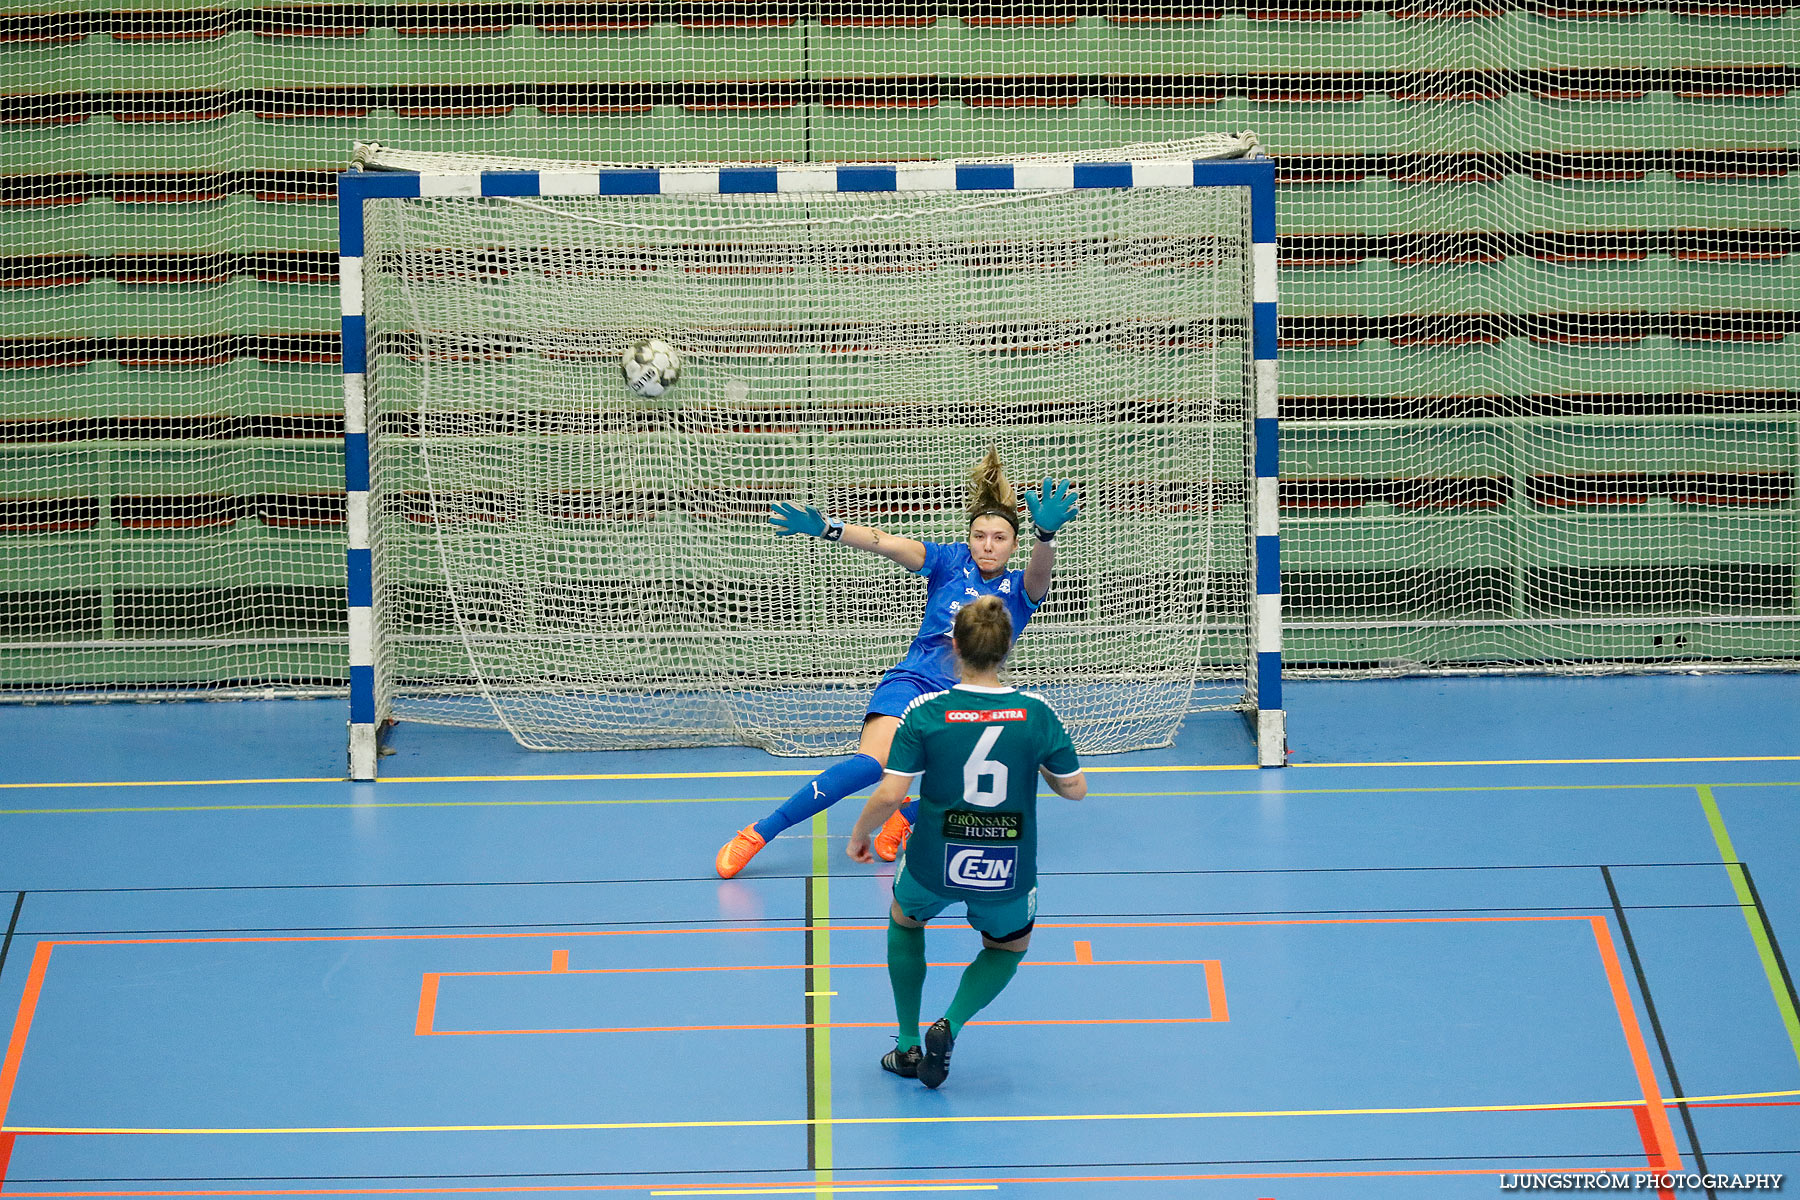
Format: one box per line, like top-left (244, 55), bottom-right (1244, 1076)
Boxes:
top-left (885, 683), bottom-right (1082, 901)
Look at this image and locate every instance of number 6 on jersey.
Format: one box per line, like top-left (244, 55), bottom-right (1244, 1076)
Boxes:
top-left (963, 725), bottom-right (1009, 808)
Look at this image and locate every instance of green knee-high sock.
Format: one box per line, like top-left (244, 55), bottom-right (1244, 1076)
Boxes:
top-left (887, 918), bottom-right (928, 1051)
top-left (944, 947), bottom-right (1025, 1036)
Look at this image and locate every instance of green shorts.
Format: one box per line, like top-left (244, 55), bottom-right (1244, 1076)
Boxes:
top-left (892, 849), bottom-right (1038, 942)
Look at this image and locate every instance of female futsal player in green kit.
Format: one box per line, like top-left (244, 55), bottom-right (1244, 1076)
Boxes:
top-left (847, 595), bottom-right (1087, 1089)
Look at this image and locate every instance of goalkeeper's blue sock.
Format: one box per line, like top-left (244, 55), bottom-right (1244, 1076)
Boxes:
top-left (754, 753), bottom-right (884, 842)
top-left (900, 798), bottom-right (919, 825)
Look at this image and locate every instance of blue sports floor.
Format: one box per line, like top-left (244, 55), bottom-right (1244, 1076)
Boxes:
top-left (0, 674), bottom-right (1796, 1198)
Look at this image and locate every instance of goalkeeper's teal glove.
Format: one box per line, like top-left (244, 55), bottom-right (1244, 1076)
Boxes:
top-left (1024, 478), bottom-right (1078, 540)
top-left (770, 501), bottom-right (845, 541)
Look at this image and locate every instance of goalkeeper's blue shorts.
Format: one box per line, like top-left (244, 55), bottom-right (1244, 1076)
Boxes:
top-left (866, 667), bottom-right (951, 720)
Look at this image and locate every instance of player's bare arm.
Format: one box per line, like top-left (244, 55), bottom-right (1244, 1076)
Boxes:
top-left (767, 501), bottom-right (926, 571)
top-left (1022, 538), bottom-right (1055, 605)
top-left (840, 523), bottom-right (928, 572)
top-left (1041, 765), bottom-right (1087, 801)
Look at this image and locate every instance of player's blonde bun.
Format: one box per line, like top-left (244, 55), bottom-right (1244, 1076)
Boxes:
top-left (954, 595), bottom-right (1013, 672)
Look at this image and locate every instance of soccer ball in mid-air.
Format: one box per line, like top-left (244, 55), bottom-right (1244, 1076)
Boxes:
top-left (621, 338), bottom-right (682, 397)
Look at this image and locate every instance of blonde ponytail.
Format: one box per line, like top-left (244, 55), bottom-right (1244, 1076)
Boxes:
top-left (966, 445), bottom-right (1020, 532)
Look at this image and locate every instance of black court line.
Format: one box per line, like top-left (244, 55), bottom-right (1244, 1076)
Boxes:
top-left (0, 861), bottom-right (1745, 895)
top-left (0, 890), bottom-right (22, 980)
top-left (8, 904), bottom-right (1763, 941)
top-left (1601, 866), bottom-right (1715, 1199)
top-left (1737, 863), bottom-right (1800, 1023)
top-left (1043, 863), bottom-right (1740, 877)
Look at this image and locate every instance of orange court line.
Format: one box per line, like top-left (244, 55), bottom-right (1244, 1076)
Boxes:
top-left (412, 975), bottom-right (439, 1039)
top-left (4, 912), bottom-right (1529, 1125)
top-left (1632, 1107), bottom-right (1680, 1200)
top-left (423, 1016), bottom-right (1227, 1036)
top-left (1588, 916), bottom-right (1683, 1174)
top-left (1073, 940), bottom-right (1094, 964)
top-left (0, 911), bottom-right (1623, 1138)
top-left (414, 954), bottom-right (1228, 1036)
top-left (426, 956), bottom-right (1223, 978)
top-left (0, 1164), bottom-right (1664, 1198)
top-left (1631, 1107), bottom-right (1670, 1173)
top-left (0, 942), bottom-right (52, 1132)
top-left (1687, 1098), bottom-right (1800, 1109)
top-left (1203, 958), bottom-right (1229, 1022)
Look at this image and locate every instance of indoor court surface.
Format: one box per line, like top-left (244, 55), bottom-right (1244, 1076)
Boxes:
top-left (0, 673), bottom-right (1796, 1198)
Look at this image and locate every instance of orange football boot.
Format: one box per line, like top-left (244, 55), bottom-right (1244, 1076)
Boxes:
top-left (715, 824), bottom-right (766, 879)
top-left (873, 807), bottom-right (913, 862)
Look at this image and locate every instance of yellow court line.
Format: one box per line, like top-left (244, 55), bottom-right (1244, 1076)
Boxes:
top-left (6, 1089), bottom-right (1794, 1136)
top-left (0, 777), bottom-right (341, 790)
top-left (2, 754), bottom-right (1797, 793)
top-left (5, 782), bottom-right (1796, 818)
top-left (0, 798), bottom-right (750, 815)
top-left (6, 781), bottom-right (1798, 817)
top-left (387, 755), bottom-right (1800, 780)
top-left (1290, 755), bottom-right (1800, 769)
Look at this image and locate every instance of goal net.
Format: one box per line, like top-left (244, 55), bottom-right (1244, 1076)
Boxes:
top-left (348, 145), bottom-right (1279, 773)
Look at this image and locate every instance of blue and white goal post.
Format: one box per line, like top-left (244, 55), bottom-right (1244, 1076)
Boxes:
top-left (338, 153), bottom-right (1283, 780)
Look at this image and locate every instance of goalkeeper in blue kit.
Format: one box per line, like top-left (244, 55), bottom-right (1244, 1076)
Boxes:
top-left (716, 447), bottom-right (1079, 878)
top-left (848, 594), bottom-right (1087, 1089)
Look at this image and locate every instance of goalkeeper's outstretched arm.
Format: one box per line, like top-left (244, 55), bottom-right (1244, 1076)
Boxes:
top-left (769, 501), bottom-right (927, 572)
top-left (1021, 477), bottom-right (1079, 604)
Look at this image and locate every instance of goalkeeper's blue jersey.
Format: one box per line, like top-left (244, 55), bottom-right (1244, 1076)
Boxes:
top-left (893, 541), bottom-right (1041, 688)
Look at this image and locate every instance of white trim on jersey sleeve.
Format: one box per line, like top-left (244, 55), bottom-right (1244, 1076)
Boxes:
top-left (1044, 766), bottom-right (1085, 780)
top-left (898, 688), bottom-right (949, 719)
top-left (883, 767), bottom-right (924, 779)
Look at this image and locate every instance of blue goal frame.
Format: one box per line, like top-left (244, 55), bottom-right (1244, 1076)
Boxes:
top-left (337, 156), bottom-right (1282, 779)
